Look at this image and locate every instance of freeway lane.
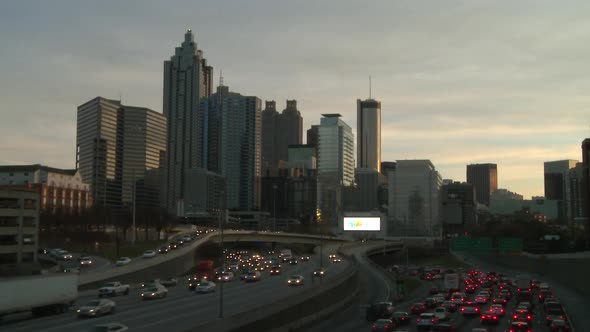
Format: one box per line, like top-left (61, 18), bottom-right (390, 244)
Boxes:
top-left (4, 251), bottom-right (349, 332)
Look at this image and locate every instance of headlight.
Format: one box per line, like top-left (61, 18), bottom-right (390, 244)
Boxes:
top-left (151, 293), bottom-right (155, 296)
top-left (288, 280), bottom-right (291, 283)
top-left (77, 309), bottom-right (81, 313)
top-left (89, 309), bottom-right (95, 312)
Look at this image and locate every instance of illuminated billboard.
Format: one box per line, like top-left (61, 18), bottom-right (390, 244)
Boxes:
top-left (343, 217), bottom-right (381, 231)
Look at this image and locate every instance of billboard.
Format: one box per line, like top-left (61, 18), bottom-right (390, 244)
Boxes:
top-left (343, 217), bottom-right (381, 231)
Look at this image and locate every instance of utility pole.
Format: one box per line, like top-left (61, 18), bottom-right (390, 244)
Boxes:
top-left (218, 191), bottom-right (225, 319)
top-left (272, 184), bottom-right (278, 232)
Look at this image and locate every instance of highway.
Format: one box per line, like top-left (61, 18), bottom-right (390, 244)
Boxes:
top-left (3, 250), bottom-right (349, 332)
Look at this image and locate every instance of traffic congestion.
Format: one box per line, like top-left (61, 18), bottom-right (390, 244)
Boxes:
top-left (367, 268), bottom-right (571, 332)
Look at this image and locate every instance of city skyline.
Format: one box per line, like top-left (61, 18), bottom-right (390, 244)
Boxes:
top-left (2, 1), bottom-right (590, 199)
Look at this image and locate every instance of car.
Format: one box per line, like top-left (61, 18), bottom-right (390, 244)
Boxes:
top-left (217, 272), bottom-right (234, 282)
top-left (77, 299), bottom-right (116, 318)
top-left (289, 258), bottom-right (298, 265)
top-left (480, 312), bottom-right (499, 324)
top-left (509, 321), bottom-right (531, 332)
top-left (287, 275), bottom-right (304, 286)
top-left (366, 302), bottom-right (393, 321)
top-left (544, 300), bottom-right (563, 312)
top-left (38, 247), bottom-right (50, 254)
top-left (169, 241), bottom-right (178, 250)
top-left (160, 277), bottom-right (178, 287)
top-left (269, 266), bottom-right (282, 275)
top-left (244, 271), bottom-right (261, 282)
top-left (300, 255), bottom-right (310, 262)
top-left (143, 250), bottom-right (157, 258)
top-left (313, 269), bottom-right (326, 277)
top-left (471, 329), bottom-right (489, 332)
top-left (332, 257), bottom-right (342, 263)
top-left (512, 310), bottom-right (532, 322)
top-left (87, 323), bottom-right (129, 332)
top-left (195, 280), bottom-right (216, 293)
top-left (518, 301), bottom-right (533, 313)
top-left (187, 275), bottom-right (204, 290)
top-left (440, 300), bottom-right (457, 312)
top-left (434, 307), bottom-right (449, 321)
top-left (545, 308), bottom-right (566, 325)
top-left (328, 253), bottom-right (337, 259)
top-left (98, 282), bottom-right (130, 297)
top-left (371, 318), bottom-right (395, 332)
top-left (538, 289), bottom-right (554, 302)
top-left (549, 319), bottom-right (570, 331)
top-left (433, 295), bottom-right (445, 304)
top-left (115, 257), bottom-right (131, 266)
top-left (392, 311), bottom-right (409, 325)
top-left (460, 301), bottom-right (480, 316)
top-left (140, 285), bottom-right (168, 299)
top-left (416, 313), bottom-right (438, 330)
top-left (157, 246), bottom-right (169, 254)
top-left (410, 303), bottom-right (426, 314)
top-left (474, 295), bottom-right (488, 305)
top-left (424, 297), bottom-right (438, 308)
top-left (141, 279), bottom-right (161, 288)
top-left (492, 294), bottom-right (508, 306)
top-left (79, 256), bottom-right (93, 266)
top-left (489, 304), bottom-right (505, 316)
top-left (431, 323), bottom-right (458, 331)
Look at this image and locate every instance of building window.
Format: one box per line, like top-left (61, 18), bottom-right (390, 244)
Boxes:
top-left (0, 253), bottom-right (17, 264)
top-left (9, 173), bottom-right (14, 176)
top-left (24, 172), bottom-right (29, 176)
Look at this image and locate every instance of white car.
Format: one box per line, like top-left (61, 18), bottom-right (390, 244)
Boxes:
top-left (217, 272), bottom-right (234, 282)
top-left (77, 299), bottom-right (116, 317)
top-left (143, 250), bottom-right (157, 258)
top-left (80, 256), bottom-right (93, 266)
top-left (287, 275), bottom-right (304, 286)
top-left (140, 285), bottom-right (168, 299)
top-left (195, 281), bottom-right (216, 293)
top-left (434, 307), bottom-right (449, 321)
top-left (115, 257), bottom-right (131, 266)
top-left (89, 323), bottom-right (128, 332)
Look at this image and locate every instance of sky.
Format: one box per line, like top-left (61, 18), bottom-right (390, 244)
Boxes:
top-left (1, 0), bottom-right (589, 199)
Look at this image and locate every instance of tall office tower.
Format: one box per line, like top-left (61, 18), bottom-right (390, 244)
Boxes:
top-left (119, 106), bottom-right (167, 207)
top-left (201, 85), bottom-right (261, 210)
top-left (388, 160), bottom-right (442, 236)
top-left (466, 163), bottom-right (498, 206)
top-left (317, 114), bottom-right (354, 229)
top-left (76, 97), bottom-right (123, 208)
top-left (582, 139), bottom-right (590, 243)
top-left (261, 101), bottom-right (279, 176)
top-left (568, 162), bottom-right (585, 221)
top-left (357, 99), bottom-right (381, 171)
top-left (278, 100), bottom-right (303, 162)
top-left (440, 182), bottom-right (477, 235)
top-left (544, 160), bottom-right (578, 220)
top-left (163, 29), bottom-right (213, 215)
top-left (307, 125), bottom-right (320, 147)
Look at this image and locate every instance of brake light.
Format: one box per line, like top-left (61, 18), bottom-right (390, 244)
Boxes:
top-left (527, 315), bottom-right (531, 320)
top-left (475, 307), bottom-right (479, 312)
top-left (461, 308), bottom-right (465, 312)
top-left (372, 324), bottom-right (376, 328)
top-left (481, 315), bottom-right (485, 319)
top-left (539, 295), bottom-right (542, 298)
top-left (416, 318), bottom-right (421, 322)
top-left (384, 325), bottom-right (389, 329)
top-left (493, 316), bottom-right (497, 320)
top-left (513, 315), bottom-right (518, 319)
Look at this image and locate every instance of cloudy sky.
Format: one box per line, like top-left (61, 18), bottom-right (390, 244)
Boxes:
top-left (1, 0), bottom-right (589, 199)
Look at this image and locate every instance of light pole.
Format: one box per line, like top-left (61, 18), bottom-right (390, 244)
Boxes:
top-left (218, 191), bottom-right (225, 319)
top-left (131, 169), bottom-right (136, 246)
top-left (272, 184), bottom-right (278, 232)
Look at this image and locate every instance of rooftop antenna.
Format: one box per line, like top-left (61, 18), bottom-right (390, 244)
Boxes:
top-left (118, 91), bottom-right (122, 103)
top-left (369, 75), bottom-right (372, 99)
top-left (219, 70), bottom-right (224, 87)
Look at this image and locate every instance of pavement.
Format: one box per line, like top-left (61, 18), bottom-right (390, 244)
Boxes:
top-left (2, 248), bottom-right (350, 332)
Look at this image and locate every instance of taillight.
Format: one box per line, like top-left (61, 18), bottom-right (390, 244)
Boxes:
top-left (513, 315), bottom-right (518, 319)
top-left (384, 325), bottom-right (389, 329)
top-left (481, 315), bottom-right (485, 319)
top-left (527, 315), bottom-right (531, 320)
top-left (372, 324), bottom-right (376, 328)
top-left (461, 308), bottom-right (465, 312)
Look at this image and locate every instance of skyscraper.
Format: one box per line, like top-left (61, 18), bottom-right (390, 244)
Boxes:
top-left (76, 97), bottom-right (123, 209)
top-left (163, 29), bottom-right (213, 215)
top-left (260, 100), bottom-right (303, 176)
top-left (582, 139), bottom-right (590, 243)
top-left (119, 106), bottom-right (167, 207)
top-left (544, 159), bottom-right (578, 220)
top-left (388, 160), bottom-right (442, 236)
top-left (357, 98), bottom-right (381, 171)
top-left (201, 85), bottom-right (261, 210)
top-left (466, 163), bottom-right (498, 206)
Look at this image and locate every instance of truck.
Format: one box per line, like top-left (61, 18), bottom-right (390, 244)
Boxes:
top-left (279, 249), bottom-right (292, 262)
top-left (516, 274), bottom-right (531, 293)
top-left (444, 273), bottom-right (460, 292)
top-left (195, 260), bottom-right (215, 280)
top-left (98, 281), bottom-right (130, 297)
top-left (0, 274), bottom-right (78, 320)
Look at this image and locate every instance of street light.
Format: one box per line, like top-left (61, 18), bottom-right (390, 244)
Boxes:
top-left (272, 184), bottom-right (278, 232)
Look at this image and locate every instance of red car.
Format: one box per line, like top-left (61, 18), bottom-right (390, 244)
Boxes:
top-left (410, 303), bottom-right (426, 314)
top-left (549, 319), bottom-right (570, 331)
top-left (480, 312), bottom-right (499, 324)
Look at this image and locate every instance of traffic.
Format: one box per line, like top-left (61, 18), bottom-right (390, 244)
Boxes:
top-left (367, 268), bottom-right (571, 332)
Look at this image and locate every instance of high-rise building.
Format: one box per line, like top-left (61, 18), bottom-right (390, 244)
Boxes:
top-left (388, 160), bottom-right (442, 236)
top-left (119, 107), bottom-right (167, 207)
top-left (76, 97), bottom-right (123, 209)
top-left (163, 29), bottom-right (213, 215)
top-left (466, 163), bottom-right (498, 206)
top-left (307, 125), bottom-right (320, 148)
top-left (357, 99), bottom-right (381, 171)
top-left (201, 85), bottom-right (261, 210)
top-left (342, 168), bottom-right (387, 212)
top-left (317, 114), bottom-right (354, 228)
top-left (544, 160), bottom-right (578, 220)
top-left (568, 163), bottom-right (585, 222)
top-left (440, 182), bottom-right (477, 235)
top-left (582, 139), bottom-right (590, 242)
top-left (260, 100), bottom-right (303, 176)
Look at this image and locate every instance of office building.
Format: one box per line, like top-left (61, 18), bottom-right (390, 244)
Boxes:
top-left (491, 188), bottom-right (523, 201)
top-left (201, 85), bottom-right (261, 210)
top-left (307, 125), bottom-right (320, 149)
top-left (120, 106), bottom-right (167, 207)
top-left (440, 182), bottom-right (477, 235)
top-left (261, 100), bottom-right (303, 176)
top-left (568, 163), bottom-right (585, 222)
top-left (287, 144), bottom-right (316, 172)
top-left (76, 97), bottom-right (123, 209)
top-left (490, 196), bottom-right (558, 220)
top-left (183, 168), bottom-right (226, 217)
top-left (388, 160), bottom-right (442, 236)
top-left (466, 163), bottom-right (498, 206)
top-left (357, 99), bottom-right (381, 171)
top-left (582, 139), bottom-right (590, 241)
top-left (163, 29), bottom-right (213, 215)
top-left (544, 160), bottom-right (578, 220)
top-left (0, 188), bottom-right (39, 276)
top-left (317, 114), bottom-right (355, 229)
top-left (0, 165), bottom-right (91, 215)
top-left (342, 168), bottom-right (387, 212)
top-left (260, 169), bottom-right (317, 223)
top-left (380, 161), bottom-right (396, 177)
